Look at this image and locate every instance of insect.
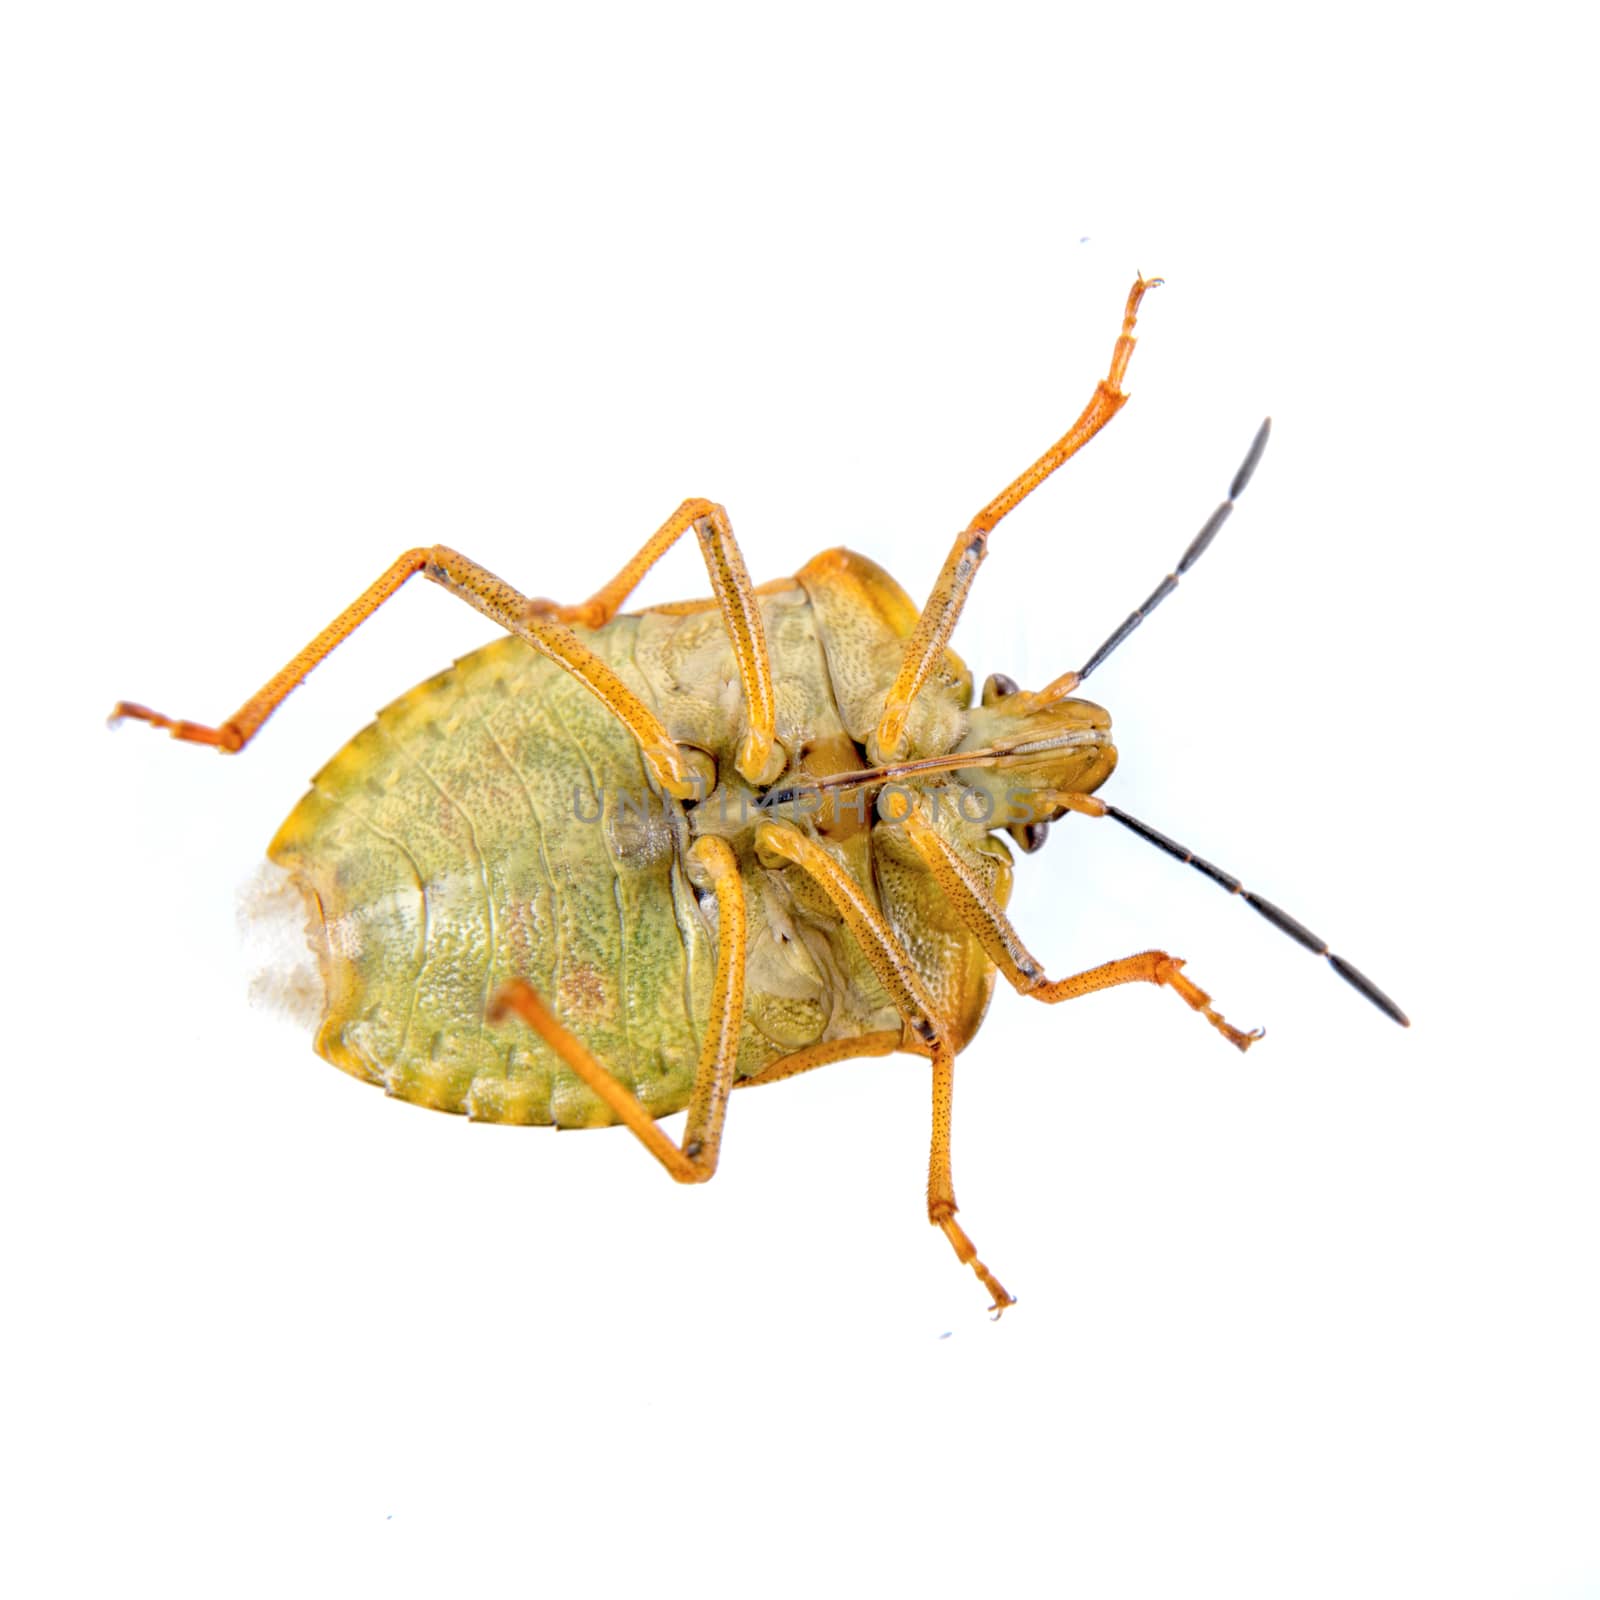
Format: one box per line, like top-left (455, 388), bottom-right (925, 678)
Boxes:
top-left (112, 276), bottom-right (1406, 1314)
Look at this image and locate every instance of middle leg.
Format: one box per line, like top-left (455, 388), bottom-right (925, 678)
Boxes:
top-left (111, 543), bottom-right (704, 798)
top-left (900, 805), bottom-right (1261, 1051)
top-left (754, 819), bottom-right (1015, 1313)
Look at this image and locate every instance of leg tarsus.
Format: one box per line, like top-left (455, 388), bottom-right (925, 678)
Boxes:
top-left (108, 701), bottom-right (244, 751)
top-left (1152, 956), bottom-right (1264, 1052)
top-left (932, 1204), bottom-right (1016, 1317)
top-left (1029, 951), bottom-right (1262, 1053)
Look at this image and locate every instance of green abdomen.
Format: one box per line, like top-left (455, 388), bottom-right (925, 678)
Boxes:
top-left (269, 631), bottom-right (714, 1127)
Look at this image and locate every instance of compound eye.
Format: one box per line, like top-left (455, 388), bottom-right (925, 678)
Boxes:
top-left (1007, 819), bottom-right (1050, 854)
top-left (982, 672), bottom-right (1020, 707)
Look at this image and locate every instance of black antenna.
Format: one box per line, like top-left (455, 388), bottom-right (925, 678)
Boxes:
top-left (1100, 802), bottom-right (1409, 1027)
top-left (1075, 417), bottom-right (1272, 685)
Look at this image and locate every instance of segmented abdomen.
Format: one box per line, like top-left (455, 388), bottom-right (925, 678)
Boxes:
top-left (269, 631), bottom-right (713, 1127)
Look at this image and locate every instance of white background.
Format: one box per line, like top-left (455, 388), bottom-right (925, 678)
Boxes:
top-left (4, 3), bottom-right (1596, 1597)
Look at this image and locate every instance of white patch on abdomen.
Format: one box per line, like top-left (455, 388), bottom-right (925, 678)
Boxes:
top-left (238, 859), bottom-right (328, 1032)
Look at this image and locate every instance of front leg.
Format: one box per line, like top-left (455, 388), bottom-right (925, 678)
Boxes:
top-left (871, 275), bottom-right (1159, 763)
top-left (900, 805), bottom-right (1262, 1051)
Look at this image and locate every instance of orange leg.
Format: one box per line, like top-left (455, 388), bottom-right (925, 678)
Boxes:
top-left (900, 805), bottom-right (1261, 1050)
top-left (737, 1031), bottom-right (902, 1089)
top-left (488, 836), bottom-right (747, 1179)
top-left (872, 274), bottom-right (1159, 763)
top-left (754, 819), bottom-right (1015, 1315)
top-left (530, 498), bottom-right (782, 784)
top-left (111, 544), bottom-right (702, 798)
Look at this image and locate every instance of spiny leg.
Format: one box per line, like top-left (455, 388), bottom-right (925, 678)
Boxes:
top-left (900, 805), bottom-right (1261, 1050)
top-left (110, 545), bottom-right (702, 797)
top-left (753, 819), bottom-right (1014, 1314)
top-left (487, 835), bottom-right (748, 1180)
top-left (872, 274), bottom-right (1159, 764)
top-left (529, 498), bottom-right (783, 784)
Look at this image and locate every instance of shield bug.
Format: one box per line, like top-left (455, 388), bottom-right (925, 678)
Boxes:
top-left (112, 275), bottom-right (1406, 1314)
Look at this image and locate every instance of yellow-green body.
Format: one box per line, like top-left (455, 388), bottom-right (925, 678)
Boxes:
top-left (270, 549), bottom-right (1014, 1128)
